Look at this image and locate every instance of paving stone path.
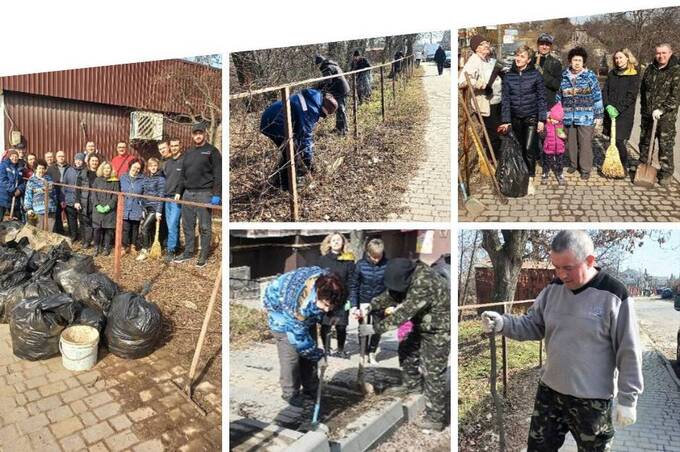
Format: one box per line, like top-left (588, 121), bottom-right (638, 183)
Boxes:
top-left (0, 325), bottom-right (221, 452)
top-left (460, 166), bottom-right (680, 223)
top-left (391, 62), bottom-right (450, 222)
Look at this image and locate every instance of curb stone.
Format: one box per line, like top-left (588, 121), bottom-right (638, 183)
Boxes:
top-left (330, 400), bottom-right (404, 452)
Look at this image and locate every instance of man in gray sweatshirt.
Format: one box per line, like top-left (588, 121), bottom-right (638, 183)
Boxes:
top-left (482, 230), bottom-right (643, 451)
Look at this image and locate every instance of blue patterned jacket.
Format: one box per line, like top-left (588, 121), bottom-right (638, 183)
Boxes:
top-left (556, 68), bottom-right (604, 127)
top-left (263, 267), bottom-right (327, 361)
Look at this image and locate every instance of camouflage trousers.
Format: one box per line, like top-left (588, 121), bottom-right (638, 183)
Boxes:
top-left (398, 329), bottom-right (450, 423)
top-left (639, 117), bottom-right (676, 178)
top-left (527, 382), bottom-right (614, 452)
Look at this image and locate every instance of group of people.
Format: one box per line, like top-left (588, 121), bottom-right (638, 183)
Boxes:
top-left (0, 122), bottom-right (222, 267)
top-left (263, 232), bottom-right (451, 432)
top-left (460, 32), bottom-right (680, 189)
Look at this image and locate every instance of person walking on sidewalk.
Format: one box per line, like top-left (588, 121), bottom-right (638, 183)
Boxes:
top-left (360, 258), bottom-right (451, 432)
top-left (434, 45), bottom-right (447, 75)
top-left (481, 230), bottom-right (643, 451)
top-left (173, 122), bottom-right (221, 268)
top-left (263, 267), bottom-right (345, 408)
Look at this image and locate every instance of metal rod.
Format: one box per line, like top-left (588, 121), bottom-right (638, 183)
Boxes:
top-left (501, 304), bottom-right (508, 398)
top-left (43, 181), bottom-right (49, 231)
top-left (489, 333), bottom-right (506, 452)
top-left (113, 193), bottom-right (124, 282)
top-left (464, 72), bottom-right (499, 168)
top-left (539, 340), bottom-right (543, 367)
top-left (281, 86), bottom-right (299, 221)
top-left (380, 66), bottom-right (385, 122)
top-left (352, 73), bottom-right (358, 140)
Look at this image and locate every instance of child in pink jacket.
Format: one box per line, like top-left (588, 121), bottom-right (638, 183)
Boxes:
top-left (542, 102), bottom-right (567, 186)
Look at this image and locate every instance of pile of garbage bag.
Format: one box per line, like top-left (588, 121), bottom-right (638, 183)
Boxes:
top-left (0, 235), bottom-right (162, 362)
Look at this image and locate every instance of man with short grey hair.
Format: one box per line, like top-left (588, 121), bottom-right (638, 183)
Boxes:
top-left (481, 230), bottom-right (643, 451)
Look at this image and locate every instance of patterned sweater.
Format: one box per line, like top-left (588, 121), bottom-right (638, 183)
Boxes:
top-left (556, 68), bottom-right (603, 127)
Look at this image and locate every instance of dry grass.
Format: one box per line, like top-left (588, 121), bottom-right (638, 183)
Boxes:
top-left (229, 70), bottom-right (428, 221)
top-left (229, 303), bottom-right (272, 349)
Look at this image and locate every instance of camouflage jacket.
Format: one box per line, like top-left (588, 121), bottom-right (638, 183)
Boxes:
top-left (371, 263), bottom-right (450, 334)
top-left (640, 55), bottom-right (680, 119)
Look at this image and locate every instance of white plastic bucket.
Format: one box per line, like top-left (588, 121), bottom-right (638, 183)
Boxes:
top-left (59, 325), bottom-right (100, 371)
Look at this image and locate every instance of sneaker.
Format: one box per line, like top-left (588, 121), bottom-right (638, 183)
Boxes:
top-left (333, 350), bottom-right (350, 359)
top-left (173, 253), bottom-right (192, 263)
top-left (94, 246), bottom-right (101, 257)
top-left (103, 248), bottom-right (111, 257)
top-left (414, 416), bottom-right (445, 432)
top-left (580, 172), bottom-right (590, 180)
top-left (164, 253), bottom-right (176, 264)
top-left (367, 352), bottom-right (378, 365)
top-left (527, 177), bottom-right (536, 195)
top-left (195, 257), bottom-right (207, 268)
top-left (540, 175), bottom-right (548, 185)
top-left (557, 175), bottom-right (566, 186)
top-left (567, 166), bottom-right (577, 174)
top-left (281, 393), bottom-right (304, 408)
top-left (136, 249), bottom-right (148, 261)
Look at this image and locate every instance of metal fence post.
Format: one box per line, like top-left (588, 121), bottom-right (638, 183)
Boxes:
top-left (352, 73), bottom-right (358, 140)
top-left (380, 66), bottom-right (386, 122)
top-left (502, 303), bottom-right (508, 398)
top-left (281, 86), bottom-right (299, 221)
top-left (113, 193), bottom-right (124, 282)
top-left (539, 340), bottom-right (543, 367)
top-left (392, 66), bottom-right (396, 101)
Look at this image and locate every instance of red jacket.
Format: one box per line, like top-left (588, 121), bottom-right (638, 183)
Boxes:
top-left (111, 153), bottom-right (135, 176)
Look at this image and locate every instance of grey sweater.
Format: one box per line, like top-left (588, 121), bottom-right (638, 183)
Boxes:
top-left (501, 270), bottom-right (643, 407)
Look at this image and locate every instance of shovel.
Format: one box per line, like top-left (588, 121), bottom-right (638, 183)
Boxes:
top-left (357, 304), bottom-right (375, 395)
top-left (458, 169), bottom-right (485, 216)
top-left (634, 117), bottom-right (658, 188)
top-left (149, 217), bottom-right (162, 259)
top-left (301, 335), bottom-right (330, 434)
top-left (8, 195), bottom-right (16, 220)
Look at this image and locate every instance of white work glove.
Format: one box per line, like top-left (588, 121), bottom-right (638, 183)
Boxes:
top-left (358, 324), bottom-right (375, 337)
top-left (156, 212), bottom-right (162, 220)
top-left (385, 306), bottom-right (397, 316)
top-left (615, 404), bottom-right (636, 427)
top-left (653, 109), bottom-right (663, 120)
top-left (359, 303), bottom-right (372, 317)
top-left (481, 311), bottom-right (503, 333)
top-left (350, 307), bottom-right (360, 319)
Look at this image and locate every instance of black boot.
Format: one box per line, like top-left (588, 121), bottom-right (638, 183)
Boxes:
top-left (94, 246), bottom-right (101, 257)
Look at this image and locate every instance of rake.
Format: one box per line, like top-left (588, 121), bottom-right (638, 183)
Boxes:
top-left (149, 218), bottom-right (162, 259)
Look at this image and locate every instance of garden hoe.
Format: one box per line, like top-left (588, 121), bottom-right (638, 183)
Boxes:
top-left (301, 335), bottom-right (330, 434)
top-left (356, 304), bottom-right (375, 395)
top-left (489, 332), bottom-right (506, 452)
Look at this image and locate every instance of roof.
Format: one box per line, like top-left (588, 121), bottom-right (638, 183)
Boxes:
top-left (0, 59), bottom-right (221, 115)
top-left (476, 259), bottom-right (553, 270)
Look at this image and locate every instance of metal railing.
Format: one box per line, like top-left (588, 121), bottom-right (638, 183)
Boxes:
top-left (229, 54), bottom-right (416, 221)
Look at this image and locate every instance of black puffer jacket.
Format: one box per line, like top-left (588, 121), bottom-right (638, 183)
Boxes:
top-left (501, 62), bottom-right (547, 123)
top-left (348, 254), bottom-right (387, 308)
top-left (534, 53), bottom-right (563, 107)
top-left (603, 67), bottom-right (640, 140)
top-left (319, 251), bottom-right (355, 326)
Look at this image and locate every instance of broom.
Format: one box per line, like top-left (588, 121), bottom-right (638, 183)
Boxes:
top-left (602, 117), bottom-right (625, 178)
top-left (149, 218), bottom-right (162, 259)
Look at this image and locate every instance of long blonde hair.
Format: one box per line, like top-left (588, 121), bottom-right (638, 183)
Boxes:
top-left (320, 232), bottom-right (351, 256)
top-left (612, 48), bottom-right (638, 71)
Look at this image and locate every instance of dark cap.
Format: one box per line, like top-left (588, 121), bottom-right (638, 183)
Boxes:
top-left (384, 258), bottom-right (417, 292)
top-left (191, 122), bottom-right (207, 133)
top-left (314, 55), bottom-right (324, 65)
top-left (470, 35), bottom-right (487, 52)
top-left (353, 50), bottom-right (360, 57)
top-left (537, 33), bottom-right (554, 45)
top-left (74, 152), bottom-right (86, 161)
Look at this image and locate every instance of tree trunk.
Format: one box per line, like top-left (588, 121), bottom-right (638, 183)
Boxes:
top-left (481, 230), bottom-right (529, 313)
top-left (230, 51), bottom-right (262, 88)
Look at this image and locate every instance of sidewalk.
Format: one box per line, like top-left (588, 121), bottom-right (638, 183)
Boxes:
top-left (0, 324), bottom-right (221, 452)
top-left (560, 333), bottom-right (680, 451)
top-left (391, 62), bottom-right (450, 222)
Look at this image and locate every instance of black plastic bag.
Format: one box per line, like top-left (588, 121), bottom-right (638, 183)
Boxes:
top-left (0, 277), bottom-right (62, 323)
top-left (53, 254), bottom-right (97, 295)
top-left (71, 273), bottom-right (119, 315)
top-left (73, 306), bottom-right (106, 333)
top-left (0, 269), bottom-right (30, 291)
top-left (105, 293), bottom-right (162, 359)
top-left (10, 294), bottom-right (80, 360)
top-left (496, 133), bottom-right (530, 198)
top-left (0, 246), bottom-right (26, 273)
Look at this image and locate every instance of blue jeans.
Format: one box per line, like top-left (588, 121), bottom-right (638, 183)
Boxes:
top-left (164, 197), bottom-right (181, 253)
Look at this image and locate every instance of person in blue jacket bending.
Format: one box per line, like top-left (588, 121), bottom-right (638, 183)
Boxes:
top-left (260, 88), bottom-right (337, 190)
top-left (263, 266), bottom-right (345, 407)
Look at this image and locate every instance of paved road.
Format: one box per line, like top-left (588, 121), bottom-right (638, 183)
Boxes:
top-left (635, 296), bottom-right (679, 361)
top-left (558, 299), bottom-right (680, 451)
top-left (392, 62), bottom-right (450, 222)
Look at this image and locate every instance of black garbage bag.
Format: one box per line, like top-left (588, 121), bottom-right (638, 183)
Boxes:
top-left (0, 246), bottom-right (26, 273)
top-left (10, 294), bottom-right (80, 360)
top-left (29, 242), bottom-right (73, 277)
top-left (0, 277), bottom-right (62, 323)
top-left (71, 273), bottom-right (119, 315)
top-left (105, 293), bottom-right (162, 359)
top-left (53, 254), bottom-right (97, 295)
top-left (0, 269), bottom-right (30, 292)
top-left (73, 306), bottom-right (106, 333)
top-left (496, 133), bottom-right (530, 198)
top-left (0, 220), bottom-right (23, 239)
